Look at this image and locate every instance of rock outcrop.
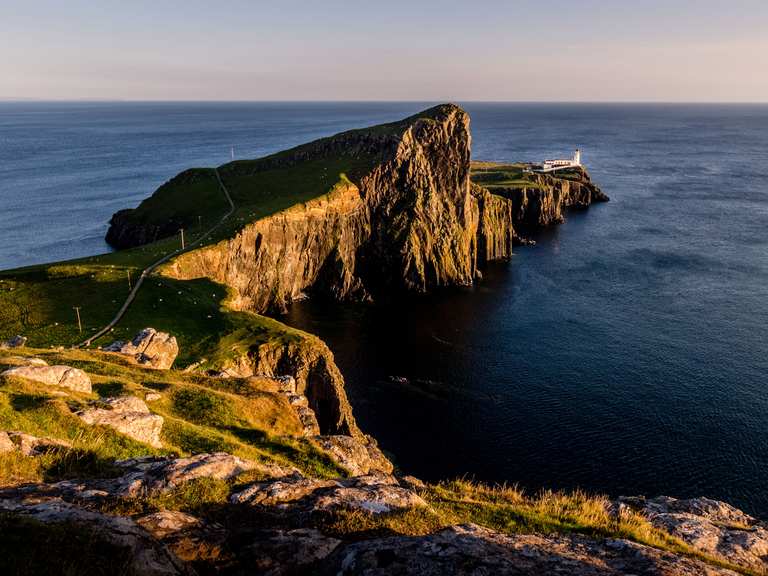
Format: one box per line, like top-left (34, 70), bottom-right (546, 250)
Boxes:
top-left (311, 434), bottom-right (393, 476)
top-left (112, 453), bottom-right (265, 496)
top-left (105, 328), bottom-right (178, 370)
top-left (217, 338), bottom-right (359, 437)
top-left (77, 396), bottom-right (164, 448)
top-left (0, 498), bottom-right (187, 576)
top-left (319, 523), bottom-right (736, 576)
top-left (231, 472), bottom-right (426, 515)
top-left (490, 167), bottom-right (609, 230)
top-left (619, 495), bottom-right (768, 573)
top-left (1, 364), bottom-right (92, 393)
top-left (0, 456), bottom-right (755, 576)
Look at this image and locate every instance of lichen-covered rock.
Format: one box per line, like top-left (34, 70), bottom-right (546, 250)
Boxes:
top-left (320, 523), bottom-right (737, 576)
top-left (105, 328), bottom-right (178, 370)
top-left (136, 510), bottom-right (227, 565)
top-left (312, 434), bottom-right (393, 476)
top-left (0, 364), bottom-right (91, 393)
top-left (78, 396), bottom-right (164, 448)
top-left (231, 473), bottom-right (425, 515)
top-left (136, 510), bottom-right (202, 539)
top-left (0, 497), bottom-right (186, 576)
top-left (0, 431), bottom-right (72, 456)
top-left (113, 453), bottom-right (261, 496)
top-left (231, 475), bottom-right (338, 506)
top-left (619, 495), bottom-right (768, 572)
top-left (0, 453), bottom-right (293, 503)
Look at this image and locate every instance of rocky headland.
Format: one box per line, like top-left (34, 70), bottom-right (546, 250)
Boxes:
top-left (3, 105), bottom-right (762, 575)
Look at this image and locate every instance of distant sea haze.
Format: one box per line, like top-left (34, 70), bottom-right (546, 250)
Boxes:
top-left (3, 102), bottom-right (768, 516)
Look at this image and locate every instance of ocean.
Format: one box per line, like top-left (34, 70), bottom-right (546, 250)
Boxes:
top-left (2, 102), bottom-right (768, 515)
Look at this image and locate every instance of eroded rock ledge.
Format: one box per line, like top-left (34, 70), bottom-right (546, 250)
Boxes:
top-left (0, 451), bottom-right (761, 575)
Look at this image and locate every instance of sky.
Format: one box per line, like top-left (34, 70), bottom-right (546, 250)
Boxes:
top-left (2, 0), bottom-right (767, 102)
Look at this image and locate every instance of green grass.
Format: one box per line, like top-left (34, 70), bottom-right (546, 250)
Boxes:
top-left (113, 168), bottom-right (229, 234)
top-left (470, 161), bottom-right (544, 190)
top-left (0, 348), bottom-right (345, 485)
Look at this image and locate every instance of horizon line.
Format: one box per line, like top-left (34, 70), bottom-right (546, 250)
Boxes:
top-left (1, 98), bottom-right (768, 105)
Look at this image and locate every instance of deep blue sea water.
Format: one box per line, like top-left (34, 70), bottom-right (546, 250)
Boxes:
top-left (2, 102), bottom-right (768, 515)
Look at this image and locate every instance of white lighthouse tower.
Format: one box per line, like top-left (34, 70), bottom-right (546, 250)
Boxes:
top-left (573, 149), bottom-right (582, 166)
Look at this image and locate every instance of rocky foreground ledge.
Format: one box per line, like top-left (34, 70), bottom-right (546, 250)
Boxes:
top-left (1, 449), bottom-right (766, 575)
top-left (1, 343), bottom-right (763, 575)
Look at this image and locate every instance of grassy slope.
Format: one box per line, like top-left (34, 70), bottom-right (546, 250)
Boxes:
top-left (113, 168), bottom-right (230, 232)
top-left (0, 348), bottom-right (344, 485)
top-left (470, 161), bottom-right (544, 190)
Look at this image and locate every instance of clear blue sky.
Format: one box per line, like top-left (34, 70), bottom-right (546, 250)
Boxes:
top-left (2, 0), bottom-right (767, 102)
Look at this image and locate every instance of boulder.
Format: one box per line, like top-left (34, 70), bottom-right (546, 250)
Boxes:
top-left (78, 396), bottom-right (163, 448)
top-left (320, 523), bottom-right (737, 575)
top-left (312, 434), bottom-right (393, 476)
top-left (231, 475), bottom-right (338, 506)
top-left (106, 328), bottom-right (178, 370)
top-left (145, 392), bottom-right (162, 402)
top-left (1, 431), bottom-right (72, 456)
top-left (296, 405), bottom-right (321, 436)
top-left (0, 364), bottom-right (91, 393)
top-left (618, 495), bottom-right (768, 572)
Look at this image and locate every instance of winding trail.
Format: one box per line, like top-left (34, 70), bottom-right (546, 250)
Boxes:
top-left (77, 168), bottom-right (235, 348)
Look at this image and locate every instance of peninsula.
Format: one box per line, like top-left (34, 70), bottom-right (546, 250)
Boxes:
top-left (1, 105), bottom-right (763, 575)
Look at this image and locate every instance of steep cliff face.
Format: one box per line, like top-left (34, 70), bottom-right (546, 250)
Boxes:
top-left (357, 107), bottom-right (478, 292)
top-left (162, 104), bottom-right (480, 315)
top-left (162, 180), bottom-right (369, 315)
top-left (493, 168), bottom-right (608, 229)
top-left (472, 183), bottom-right (520, 263)
top-left (215, 333), bottom-right (359, 436)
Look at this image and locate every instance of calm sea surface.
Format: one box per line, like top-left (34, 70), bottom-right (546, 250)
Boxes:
top-left (2, 102), bottom-right (768, 515)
